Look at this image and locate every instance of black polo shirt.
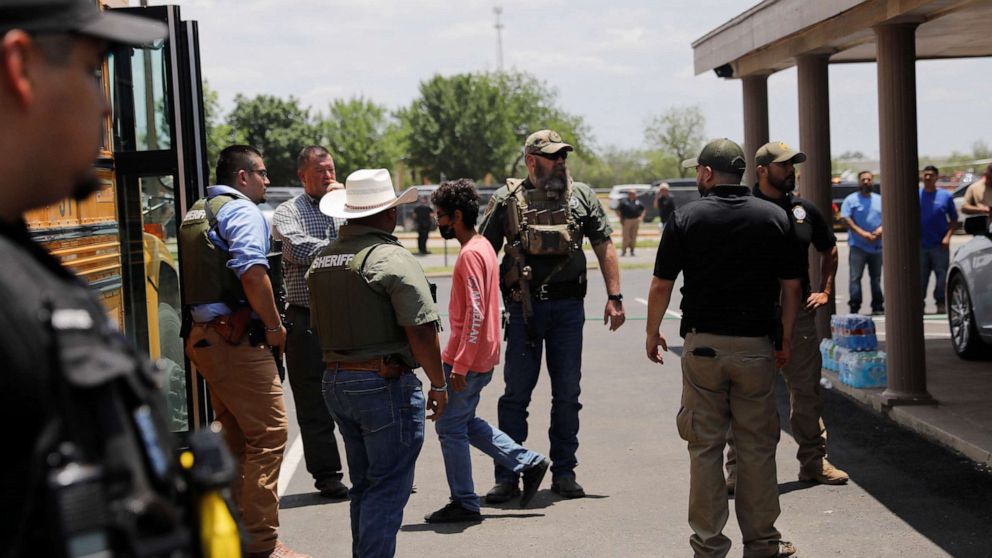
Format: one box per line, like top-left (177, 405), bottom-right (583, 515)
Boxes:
top-left (752, 185), bottom-right (836, 297)
top-left (618, 198), bottom-right (644, 219)
top-left (654, 185), bottom-right (802, 338)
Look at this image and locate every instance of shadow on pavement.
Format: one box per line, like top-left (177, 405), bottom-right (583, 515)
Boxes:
top-left (279, 492), bottom-right (347, 510)
top-left (775, 375), bottom-right (992, 558)
top-left (401, 513), bottom-right (544, 533)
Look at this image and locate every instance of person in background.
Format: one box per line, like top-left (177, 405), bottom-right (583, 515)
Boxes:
top-left (654, 182), bottom-right (676, 234)
top-left (840, 171), bottom-right (884, 315)
top-left (414, 195), bottom-right (434, 255)
top-left (961, 163), bottom-right (992, 216)
top-left (918, 165), bottom-right (957, 314)
top-left (617, 189), bottom-right (645, 256)
top-left (271, 146), bottom-right (348, 499)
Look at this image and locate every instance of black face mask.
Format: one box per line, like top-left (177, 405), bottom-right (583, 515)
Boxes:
top-left (438, 223), bottom-right (456, 240)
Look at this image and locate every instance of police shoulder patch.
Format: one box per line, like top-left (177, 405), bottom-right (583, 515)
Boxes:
top-left (792, 205), bottom-right (807, 221)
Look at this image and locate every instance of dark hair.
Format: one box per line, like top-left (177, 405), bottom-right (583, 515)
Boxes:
top-left (858, 170), bottom-right (873, 180)
top-left (922, 165), bottom-right (939, 175)
top-left (297, 145), bottom-right (331, 172)
top-left (431, 178), bottom-right (479, 229)
top-left (215, 145), bottom-right (262, 186)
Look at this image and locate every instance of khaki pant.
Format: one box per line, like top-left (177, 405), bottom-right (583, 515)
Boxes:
top-left (621, 218), bottom-right (640, 253)
top-left (727, 310), bottom-right (827, 475)
top-left (187, 324), bottom-right (288, 554)
top-left (678, 332), bottom-right (782, 558)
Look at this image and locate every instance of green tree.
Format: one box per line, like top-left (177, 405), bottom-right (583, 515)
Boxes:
top-left (401, 71), bottom-right (589, 183)
top-left (201, 81), bottom-right (245, 176)
top-left (226, 94), bottom-right (320, 185)
top-left (644, 105), bottom-right (706, 178)
top-left (319, 97), bottom-right (405, 178)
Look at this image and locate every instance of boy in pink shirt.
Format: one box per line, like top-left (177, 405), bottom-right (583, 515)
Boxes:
top-left (424, 180), bottom-right (549, 524)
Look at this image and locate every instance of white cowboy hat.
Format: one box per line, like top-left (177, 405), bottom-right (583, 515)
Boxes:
top-left (319, 169), bottom-right (419, 219)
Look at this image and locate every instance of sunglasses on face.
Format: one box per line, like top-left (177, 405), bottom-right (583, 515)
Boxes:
top-left (532, 151), bottom-right (568, 161)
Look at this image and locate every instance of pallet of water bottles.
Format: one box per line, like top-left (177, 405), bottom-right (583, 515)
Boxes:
top-left (819, 314), bottom-right (887, 388)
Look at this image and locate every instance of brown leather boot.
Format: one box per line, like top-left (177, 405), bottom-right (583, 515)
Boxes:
top-left (247, 541), bottom-right (311, 558)
top-left (799, 459), bottom-right (849, 485)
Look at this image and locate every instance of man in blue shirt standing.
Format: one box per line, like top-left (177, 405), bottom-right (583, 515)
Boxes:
top-left (918, 165), bottom-right (957, 314)
top-left (840, 171), bottom-right (884, 315)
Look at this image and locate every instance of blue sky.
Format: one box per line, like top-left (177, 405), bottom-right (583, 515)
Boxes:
top-left (152, 0), bottom-right (991, 160)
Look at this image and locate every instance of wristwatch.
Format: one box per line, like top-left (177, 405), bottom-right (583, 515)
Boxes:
top-left (608, 293), bottom-right (623, 303)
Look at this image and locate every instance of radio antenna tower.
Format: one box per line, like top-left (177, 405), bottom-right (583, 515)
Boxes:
top-left (494, 6), bottom-right (504, 72)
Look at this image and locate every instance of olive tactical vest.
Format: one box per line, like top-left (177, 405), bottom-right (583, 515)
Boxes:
top-left (178, 194), bottom-right (246, 307)
top-left (505, 178), bottom-right (582, 257)
top-left (307, 233), bottom-right (408, 357)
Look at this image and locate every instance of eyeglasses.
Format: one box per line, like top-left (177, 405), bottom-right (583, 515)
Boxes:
top-left (246, 169), bottom-right (269, 179)
top-left (435, 211), bottom-right (448, 220)
top-left (532, 151), bottom-right (568, 161)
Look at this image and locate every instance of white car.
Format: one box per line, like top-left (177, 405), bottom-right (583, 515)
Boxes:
top-left (607, 184), bottom-right (651, 210)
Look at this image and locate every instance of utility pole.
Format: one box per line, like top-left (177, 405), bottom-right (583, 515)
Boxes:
top-left (494, 6), bottom-right (504, 72)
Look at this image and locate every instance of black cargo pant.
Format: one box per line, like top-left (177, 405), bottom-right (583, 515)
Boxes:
top-left (285, 304), bottom-right (344, 486)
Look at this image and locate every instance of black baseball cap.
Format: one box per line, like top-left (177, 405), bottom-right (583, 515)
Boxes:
top-left (0, 0), bottom-right (167, 47)
top-left (682, 138), bottom-right (747, 174)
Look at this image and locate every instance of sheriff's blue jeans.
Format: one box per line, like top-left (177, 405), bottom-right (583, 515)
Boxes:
top-left (920, 245), bottom-right (950, 305)
top-left (436, 363), bottom-right (544, 511)
top-left (322, 370), bottom-right (424, 558)
top-left (497, 298), bottom-right (584, 484)
top-left (849, 246), bottom-right (884, 313)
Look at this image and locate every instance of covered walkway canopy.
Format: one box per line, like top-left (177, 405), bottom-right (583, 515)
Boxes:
top-left (691, 0), bottom-right (992, 406)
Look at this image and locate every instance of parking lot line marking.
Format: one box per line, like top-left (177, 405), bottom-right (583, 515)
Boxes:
top-left (634, 297), bottom-right (681, 319)
top-left (278, 434), bottom-right (304, 498)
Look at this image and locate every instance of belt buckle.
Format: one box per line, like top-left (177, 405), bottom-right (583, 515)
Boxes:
top-left (535, 284), bottom-right (549, 301)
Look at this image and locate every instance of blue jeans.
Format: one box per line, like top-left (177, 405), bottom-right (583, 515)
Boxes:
top-left (497, 298), bottom-right (584, 484)
top-left (920, 245), bottom-right (950, 304)
top-left (849, 246), bottom-right (884, 313)
top-left (322, 370), bottom-right (425, 558)
top-left (436, 363), bottom-right (544, 511)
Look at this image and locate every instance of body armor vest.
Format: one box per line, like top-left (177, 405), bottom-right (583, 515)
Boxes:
top-left (178, 194), bottom-right (246, 307)
top-left (307, 233), bottom-right (408, 357)
top-left (506, 178), bottom-right (583, 256)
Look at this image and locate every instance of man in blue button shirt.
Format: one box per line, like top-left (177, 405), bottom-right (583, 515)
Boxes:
top-left (918, 165), bottom-right (957, 314)
top-left (840, 171), bottom-right (884, 315)
top-left (180, 145), bottom-right (307, 558)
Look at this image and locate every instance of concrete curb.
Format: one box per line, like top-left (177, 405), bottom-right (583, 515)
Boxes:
top-left (823, 369), bottom-right (992, 467)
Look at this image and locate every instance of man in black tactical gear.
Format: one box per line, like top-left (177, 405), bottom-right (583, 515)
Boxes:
top-left (0, 3), bottom-right (205, 557)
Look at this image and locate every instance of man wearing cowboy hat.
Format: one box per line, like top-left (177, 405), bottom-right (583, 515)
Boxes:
top-left (479, 130), bottom-right (625, 502)
top-left (307, 168), bottom-right (448, 558)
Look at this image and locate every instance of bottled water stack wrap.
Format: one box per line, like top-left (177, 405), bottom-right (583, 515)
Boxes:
top-left (820, 314), bottom-right (887, 388)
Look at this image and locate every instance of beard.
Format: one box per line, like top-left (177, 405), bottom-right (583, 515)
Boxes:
top-left (771, 173), bottom-right (796, 193)
top-left (536, 165), bottom-right (569, 200)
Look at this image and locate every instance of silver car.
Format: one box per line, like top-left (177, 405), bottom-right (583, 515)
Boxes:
top-left (948, 215), bottom-right (992, 359)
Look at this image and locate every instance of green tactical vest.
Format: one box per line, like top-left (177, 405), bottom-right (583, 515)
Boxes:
top-left (505, 178), bottom-right (583, 257)
top-left (178, 194), bottom-right (246, 307)
top-left (307, 232), bottom-right (409, 362)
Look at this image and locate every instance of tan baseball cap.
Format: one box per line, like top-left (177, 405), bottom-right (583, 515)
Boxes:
top-left (755, 141), bottom-right (807, 167)
top-left (524, 130), bottom-right (574, 155)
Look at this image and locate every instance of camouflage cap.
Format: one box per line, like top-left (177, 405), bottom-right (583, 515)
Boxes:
top-left (681, 138), bottom-right (747, 174)
top-left (755, 141), bottom-right (807, 167)
top-left (524, 130), bottom-right (574, 155)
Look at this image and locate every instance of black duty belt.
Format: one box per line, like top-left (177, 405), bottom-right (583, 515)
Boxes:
top-left (511, 281), bottom-right (587, 302)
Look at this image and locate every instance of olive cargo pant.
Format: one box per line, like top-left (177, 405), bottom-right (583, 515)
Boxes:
top-left (727, 310), bottom-right (827, 476)
top-left (187, 324), bottom-right (288, 554)
top-left (678, 332), bottom-right (783, 558)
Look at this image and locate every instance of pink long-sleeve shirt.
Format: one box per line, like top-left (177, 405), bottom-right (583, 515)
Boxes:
top-left (442, 235), bottom-right (501, 375)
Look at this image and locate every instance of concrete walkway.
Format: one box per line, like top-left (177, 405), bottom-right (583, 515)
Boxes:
top-left (395, 226), bottom-right (992, 469)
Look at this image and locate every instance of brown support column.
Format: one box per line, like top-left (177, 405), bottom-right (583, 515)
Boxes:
top-left (796, 54), bottom-right (835, 339)
top-left (874, 22), bottom-right (934, 406)
top-left (742, 74), bottom-right (770, 186)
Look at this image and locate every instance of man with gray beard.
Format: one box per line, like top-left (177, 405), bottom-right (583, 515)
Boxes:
top-left (479, 130), bottom-right (625, 502)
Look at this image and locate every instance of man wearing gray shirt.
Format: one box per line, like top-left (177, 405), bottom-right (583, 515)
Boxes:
top-left (272, 146), bottom-right (348, 498)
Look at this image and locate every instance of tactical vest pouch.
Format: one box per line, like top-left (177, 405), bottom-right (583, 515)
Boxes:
top-left (521, 224), bottom-right (576, 256)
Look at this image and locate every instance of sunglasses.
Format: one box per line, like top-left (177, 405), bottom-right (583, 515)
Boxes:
top-left (532, 151), bottom-right (568, 161)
